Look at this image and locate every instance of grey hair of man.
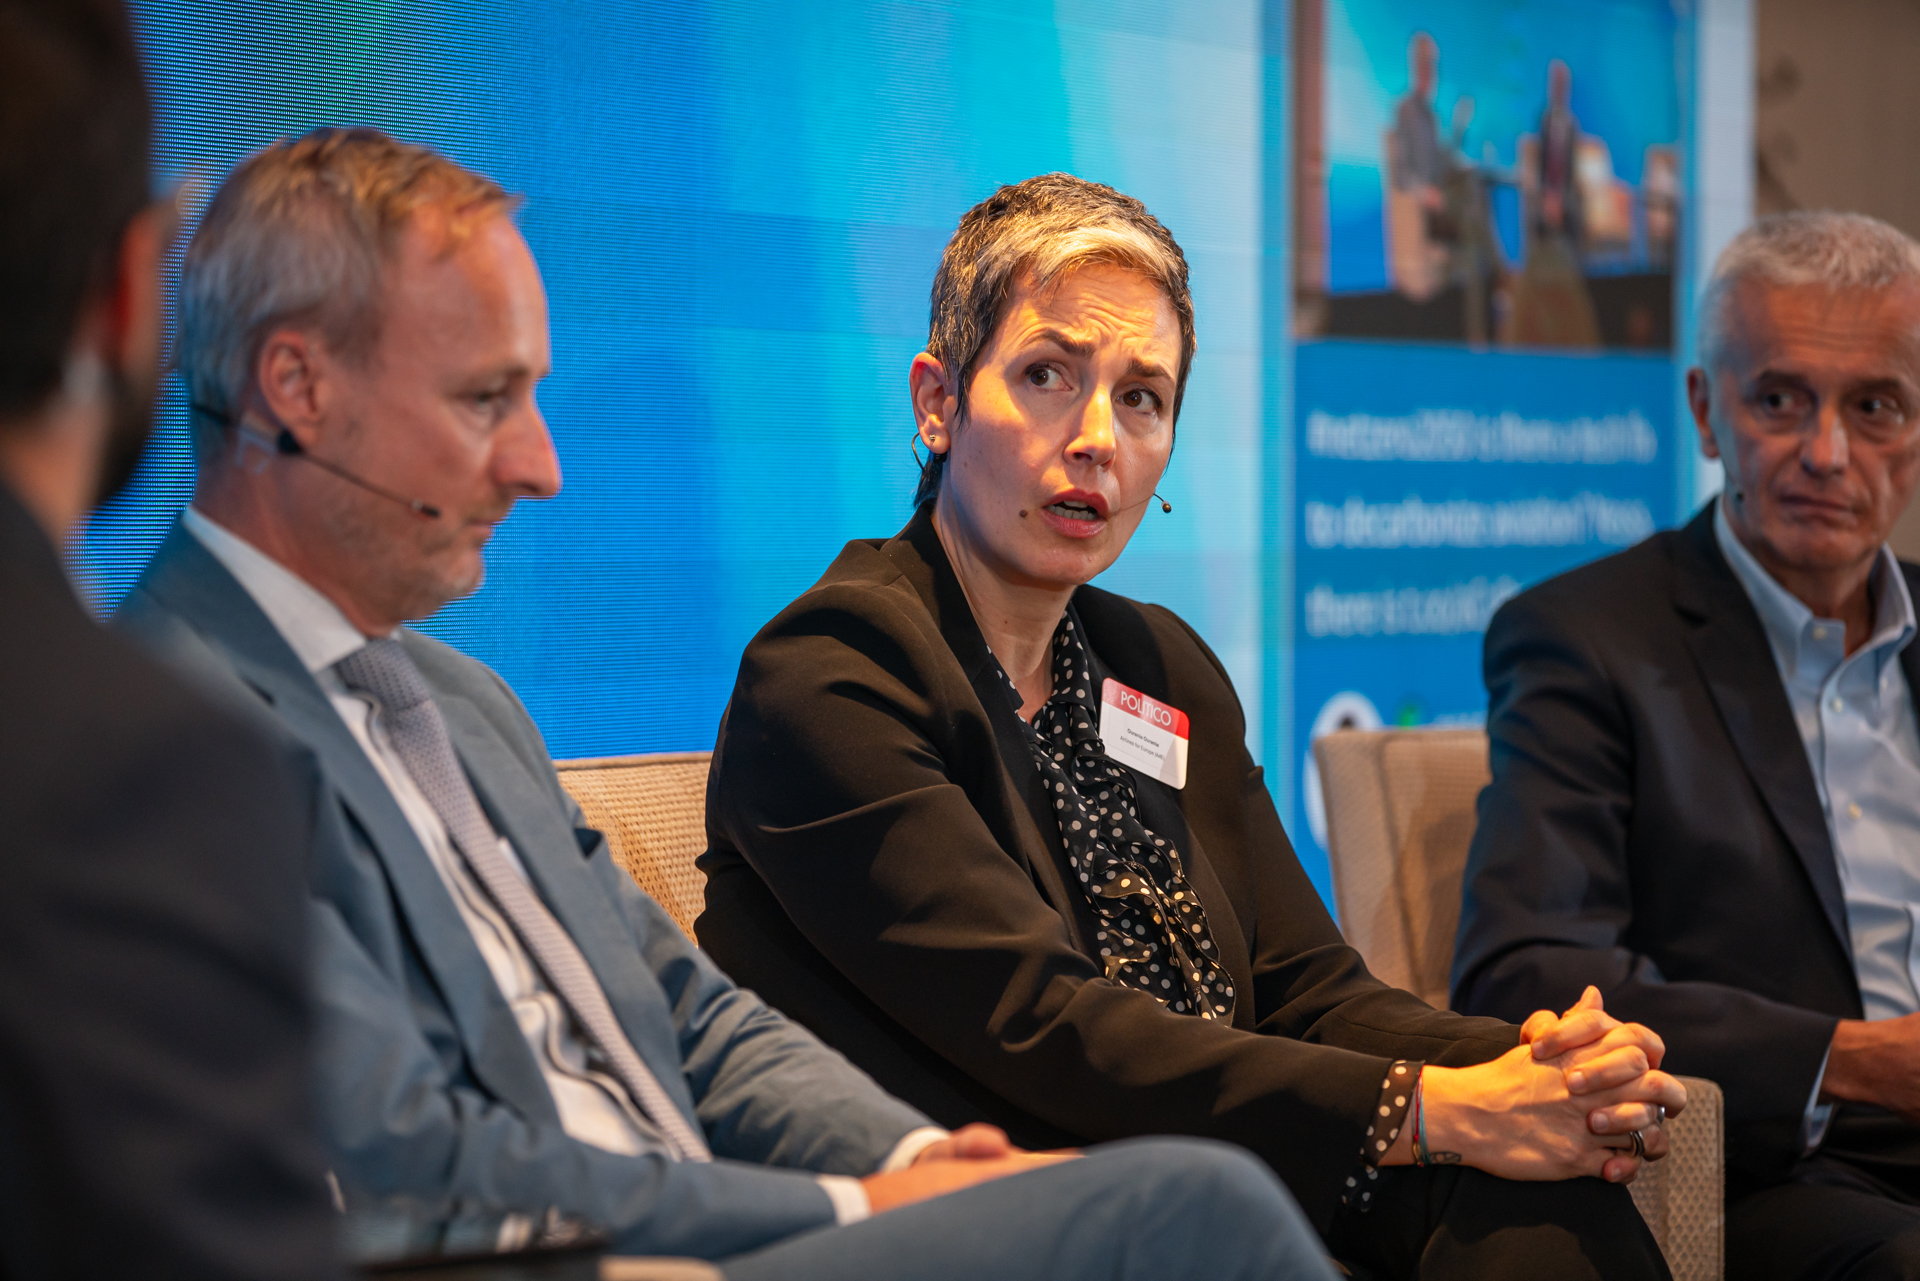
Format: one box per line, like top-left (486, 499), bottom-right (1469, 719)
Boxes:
top-left (1697, 210), bottom-right (1920, 373)
top-left (178, 126), bottom-right (516, 463)
top-left (915, 173), bottom-right (1195, 507)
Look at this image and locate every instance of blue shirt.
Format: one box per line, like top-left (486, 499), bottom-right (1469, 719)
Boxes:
top-left (1716, 501), bottom-right (1920, 1146)
top-left (1716, 501), bottom-right (1920, 1017)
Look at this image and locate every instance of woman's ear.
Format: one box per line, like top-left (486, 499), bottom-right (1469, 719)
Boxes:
top-left (908, 351), bottom-right (958, 455)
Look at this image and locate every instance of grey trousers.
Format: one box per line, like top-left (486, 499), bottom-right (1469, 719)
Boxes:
top-left (715, 1137), bottom-right (1336, 1281)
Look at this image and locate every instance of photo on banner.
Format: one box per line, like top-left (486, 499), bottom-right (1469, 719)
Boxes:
top-left (1286, 0), bottom-right (1687, 897)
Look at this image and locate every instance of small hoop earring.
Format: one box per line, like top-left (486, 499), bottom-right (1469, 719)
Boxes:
top-left (911, 430), bottom-right (943, 468)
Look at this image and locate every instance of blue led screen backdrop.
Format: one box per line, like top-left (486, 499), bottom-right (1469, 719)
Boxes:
top-left (89, 1), bottom-right (1269, 766)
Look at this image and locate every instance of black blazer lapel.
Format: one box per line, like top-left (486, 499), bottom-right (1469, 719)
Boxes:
top-left (1672, 511), bottom-right (1851, 953)
top-left (880, 506), bottom-right (1095, 953)
top-left (130, 525), bottom-right (556, 1118)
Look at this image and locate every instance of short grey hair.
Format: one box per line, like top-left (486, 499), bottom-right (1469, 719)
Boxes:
top-left (1698, 210), bottom-right (1920, 369)
top-left (178, 126), bottom-right (514, 460)
top-left (917, 173), bottom-right (1196, 507)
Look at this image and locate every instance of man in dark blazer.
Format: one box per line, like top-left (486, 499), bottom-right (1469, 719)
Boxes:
top-left (120, 127), bottom-right (1328, 1280)
top-left (0, 2), bottom-right (339, 1276)
top-left (1456, 211), bottom-right (1920, 1279)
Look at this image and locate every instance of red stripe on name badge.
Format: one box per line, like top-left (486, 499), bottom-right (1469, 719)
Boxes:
top-left (1099, 678), bottom-right (1192, 790)
top-left (1100, 679), bottom-right (1190, 739)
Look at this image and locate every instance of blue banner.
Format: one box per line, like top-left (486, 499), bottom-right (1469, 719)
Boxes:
top-left (1289, 339), bottom-right (1676, 896)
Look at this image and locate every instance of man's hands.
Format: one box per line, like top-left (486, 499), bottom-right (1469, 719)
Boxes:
top-left (860, 1124), bottom-right (1078, 1214)
top-left (1394, 987), bottom-right (1686, 1184)
top-left (1822, 1014), bottom-right (1920, 1120)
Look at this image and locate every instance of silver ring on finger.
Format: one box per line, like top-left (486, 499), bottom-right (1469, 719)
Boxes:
top-left (1628, 1129), bottom-right (1646, 1161)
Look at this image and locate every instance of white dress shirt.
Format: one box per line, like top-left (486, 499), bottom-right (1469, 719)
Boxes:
top-left (1715, 500), bottom-right (1920, 1151)
top-left (181, 509), bottom-right (942, 1222)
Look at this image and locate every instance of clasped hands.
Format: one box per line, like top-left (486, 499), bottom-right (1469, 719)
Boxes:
top-left (1389, 986), bottom-right (1688, 1185)
top-left (863, 987), bottom-right (1686, 1214)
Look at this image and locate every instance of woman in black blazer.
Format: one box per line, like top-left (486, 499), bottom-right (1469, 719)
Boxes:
top-left (698, 174), bottom-right (1682, 1279)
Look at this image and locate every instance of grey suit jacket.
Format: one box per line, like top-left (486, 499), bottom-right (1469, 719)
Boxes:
top-left (117, 521), bottom-right (932, 1262)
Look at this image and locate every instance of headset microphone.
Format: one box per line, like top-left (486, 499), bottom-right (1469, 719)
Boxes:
top-left (1154, 492), bottom-right (1173, 514)
top-left (196, 403), bottom-right (443, 520)
top-left (268, 427), bottom-right (443, 519)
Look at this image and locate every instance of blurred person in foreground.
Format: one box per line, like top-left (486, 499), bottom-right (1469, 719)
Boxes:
top-left (1456, 211), bottom-right (1920, 1279)
top-left (698, 171), bottom-right (1683, 1281)
top-left (0, 1), bottom-right (338, 1276)
top-left (118, 126), bottom-right (1332, 1280)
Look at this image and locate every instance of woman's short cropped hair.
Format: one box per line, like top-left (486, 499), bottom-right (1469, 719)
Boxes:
top-left (917, 173), bottom-right (1195, 506)
top-left (178, 127), bottom-right (515, 461)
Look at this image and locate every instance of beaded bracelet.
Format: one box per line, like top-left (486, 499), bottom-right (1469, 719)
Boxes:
top-left (1412, 1079), bottom-right (1431, 1167)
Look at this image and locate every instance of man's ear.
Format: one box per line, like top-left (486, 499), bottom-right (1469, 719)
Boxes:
top-left (1685, 366), bottom-right (1721, 461)
top-left (908, 351), bottom-right (958, 455)
top-left (253, 328), bottom-right (328, 450)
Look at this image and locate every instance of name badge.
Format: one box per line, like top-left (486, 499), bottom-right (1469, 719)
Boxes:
top-left (1098, 678), bottom-right (1190, 790)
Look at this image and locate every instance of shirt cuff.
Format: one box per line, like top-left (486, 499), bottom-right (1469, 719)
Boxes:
top-left (878, 1126), bottom-right (951, 1173)
top-left (1801, 1046), bottom-right (1835, 1155)
top-left (816, 1174), bottom-right (871, 1226)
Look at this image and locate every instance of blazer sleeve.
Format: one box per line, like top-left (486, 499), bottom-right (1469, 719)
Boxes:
top-left (711, 583), bottom-right (1505, 1229)
top-left (596, 848), bottom-right (936, 1175)
top-left (1141, 605), bottom-right (1516, 1063)
top-left (476, 654), bottom-right (935, 1177)
top-left (310, 895), bottom-right (849, 1261)
top-left (430, 656), bottom-right (936, 1190)
top-left (1453, 588), bottom-right (1839, 1147)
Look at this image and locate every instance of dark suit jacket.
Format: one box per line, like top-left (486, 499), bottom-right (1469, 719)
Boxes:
top-left (0, 485), bottom-right (336, 1279)
top-left (699, 503), bottom-right (1517, 1230)
top-left (1454, 504), bottom-right (1920, 1188)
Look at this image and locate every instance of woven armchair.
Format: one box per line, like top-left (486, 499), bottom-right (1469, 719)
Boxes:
top-left (1313, 727), bottom-right (1724, 1281)
top-left (555, 751), bottom-right (713, 940)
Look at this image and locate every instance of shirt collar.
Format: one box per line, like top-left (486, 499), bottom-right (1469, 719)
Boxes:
top-left (181, 506), bottom-right (374, 675)
top-left (1713, 496), bottom-right (1916, 678)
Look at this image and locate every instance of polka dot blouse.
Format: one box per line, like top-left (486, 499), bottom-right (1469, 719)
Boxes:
top-left (991, 612), bottom-right (1235, 1023)
top-left (997, 611), bottom-right (1420, 1211)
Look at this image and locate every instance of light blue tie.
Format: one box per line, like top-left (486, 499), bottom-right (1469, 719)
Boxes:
top-left (335, 638), bottom-right (712, 1163)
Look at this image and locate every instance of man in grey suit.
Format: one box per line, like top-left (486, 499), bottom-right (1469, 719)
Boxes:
top-left (118, 126), bottom-right (1331, 1279)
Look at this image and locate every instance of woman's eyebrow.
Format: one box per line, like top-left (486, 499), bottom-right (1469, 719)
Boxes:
top-left (1126, 357), bottom-right (1173, 384)
top-left (1024, 327), bottom-right (1096, 359)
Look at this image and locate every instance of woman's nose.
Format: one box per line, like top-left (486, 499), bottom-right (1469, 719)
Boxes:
top-left (1069, 391), bottom-right (1118, 464)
